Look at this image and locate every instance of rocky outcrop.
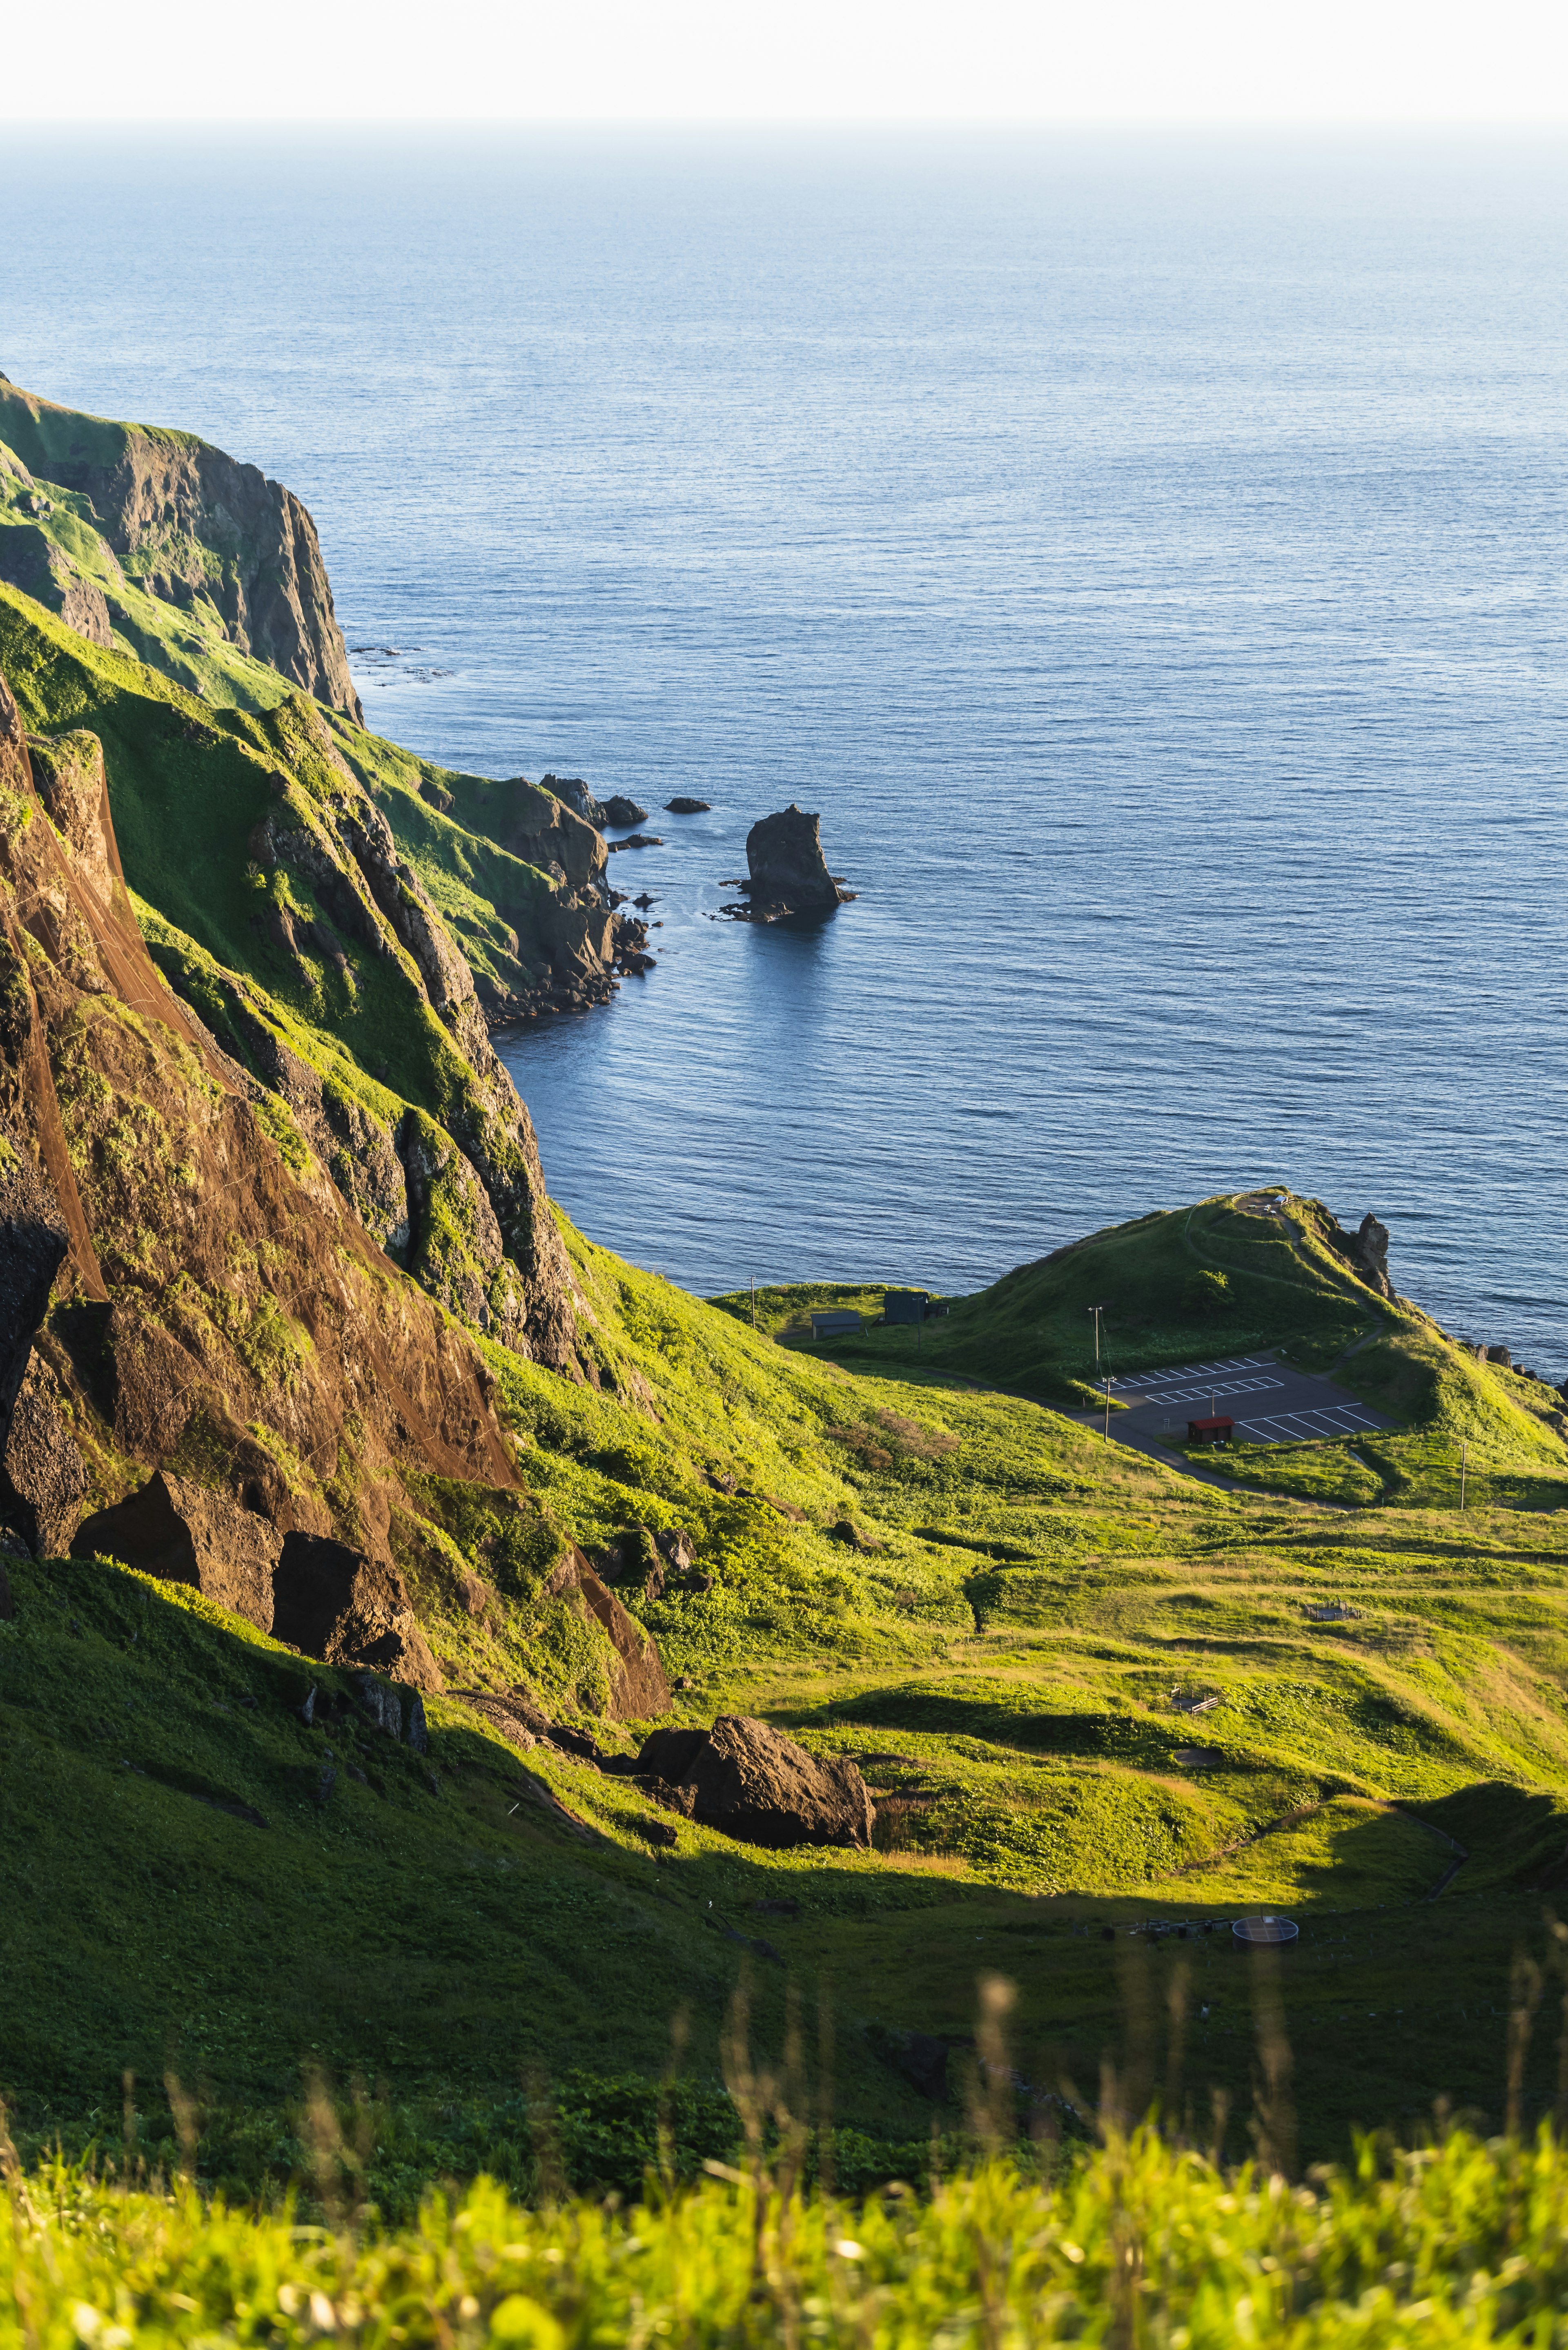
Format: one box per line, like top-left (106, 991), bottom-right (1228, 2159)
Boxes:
top-left (602, 796), bottom-right (649, 828)
top-left (1318, 1208), bottom-right (1395, 1301)
top-left (540, 775), bottom-right (608, 829)
top-left (72, 1470), bottom-right (282, 1627)
top-left (627, 1716), bottom-right (875, 1849)
top-left (351, 1669), bottom-right (429, 1753)
top-left (4, 1353), bottom-right (88, 1556)
top-left (27, 732), bottom-right (117, 899)
top-left (664, 798), bottom-right (711, 814)
top-left (468, 777), bottom-right (608, 894)
top-left (1351, 1213), bottom-right (1393, 1298)
top-left (272, 1533), bottom-right (442, 1690)
top-left (0, 1114), bottom-right (69, 1437)
top-left (743, 805), bottom-right (850, 919)
top-left (543, 1546), bottom-right (671, 1719)
top-left (0, 376), bottom-right (361, 720)
top-left (0, 524), bottom-right (114, 649)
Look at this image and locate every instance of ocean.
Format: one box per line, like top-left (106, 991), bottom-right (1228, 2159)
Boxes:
top-left (4, 126), bottom-right (1566, 1359)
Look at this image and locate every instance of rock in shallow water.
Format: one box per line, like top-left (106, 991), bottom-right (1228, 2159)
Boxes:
top-left (743, 805), bottom-right (851, 917)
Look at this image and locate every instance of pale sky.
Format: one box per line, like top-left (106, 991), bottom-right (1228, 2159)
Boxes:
top-left (5, 0), bottom-right (1567, 122)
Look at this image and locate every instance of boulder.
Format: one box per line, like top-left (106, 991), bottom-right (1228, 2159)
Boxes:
top-left (542, 1545), bottom-right (671, 1719)
top-left (631, 1715), bottom-right (875, 1850)
top-left (602, 795), bottom-right (650, 828)
top-left (745, 805), bottom-right (846, 916)
top-left (664, 798), bottom-right (711, 814)
top-left (270, 1532), bottom-right (443, 1691)
top-left (71, 1470), bottom-right (281, 1625)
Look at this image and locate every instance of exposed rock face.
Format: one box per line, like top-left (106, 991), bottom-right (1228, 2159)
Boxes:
top-left (632, 1716), bottom-right (875, 1849)
top-left (27, 733), bottom-right (116, 899)
top-left (543, 1545), bottom-right (671, 1719)
top-left (541, 774), bottom-right (609, 828)
top-left (1318, 1207), bottom-right (1395, 1301)
top-left (238, 701), bottom-right (580, 1369)
top-left (744, 805), bottom-right (848, 916)
top-left (0, 524), bottom-right (114, 649)
top-left (1352, 1213), bottom-right (1393, 1298)
top-left (351, 1669), bottom-right (429, 1752)
top-left (72, 1471), bottom-right (282, 1627)
top-left (602, 795), bottom-right (649, 828)
top-left (0, 1113), bottom-right (69, 1437)
top-left (271, 1533), bottom-right (442, 1691)
top-left (0, 667), bottom-right (523, 1585)
top-left (471, 777), bottom-right (608, 894)
top-left (664, 798), bottom-right (711, 814)
top-left (4, 1353), bottom-right (88, 1556)
top-left (0, 377), bottom-right (361, 720)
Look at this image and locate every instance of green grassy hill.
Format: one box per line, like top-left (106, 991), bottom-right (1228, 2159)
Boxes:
top-left (2, 384), bottom-right (1567, 2211)
top-left (12, 1205), bottom-right (1568, 2185)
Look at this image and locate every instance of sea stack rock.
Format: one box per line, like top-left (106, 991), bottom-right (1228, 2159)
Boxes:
top-left (744, 805), bottom-right (848, 916)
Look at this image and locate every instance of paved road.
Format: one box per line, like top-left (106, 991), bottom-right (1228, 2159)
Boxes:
top-left (1094, 1350), bottom-right (1390, 1449)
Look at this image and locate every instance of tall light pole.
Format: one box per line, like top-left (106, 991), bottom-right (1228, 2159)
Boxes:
top-left (1088, 1304), bottom-right (1108, 1363)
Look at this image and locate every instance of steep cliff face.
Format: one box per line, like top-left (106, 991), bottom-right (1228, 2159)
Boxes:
top-left (0, 591), bottom-right (584, 1373)
top-left (0, 374), bottom-right (361, 721)
top-left (0, 672), bottom-right (525, 1566)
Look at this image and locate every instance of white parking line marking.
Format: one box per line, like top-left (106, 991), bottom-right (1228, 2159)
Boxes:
top-left (1115, 1354), bottom-right (1272, 1389)
top-left (1109, 1372), bottom-right (1278, 1391)
top-left (1236, 1407), bottom-right (1378, 1442)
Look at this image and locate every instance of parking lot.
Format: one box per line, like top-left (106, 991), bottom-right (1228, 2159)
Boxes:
top-left (1098, 1350), bottom-right (1390, 1448)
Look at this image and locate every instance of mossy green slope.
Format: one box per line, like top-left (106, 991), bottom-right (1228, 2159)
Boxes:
top-left (16, 1208), bottom-right (1568, 2169)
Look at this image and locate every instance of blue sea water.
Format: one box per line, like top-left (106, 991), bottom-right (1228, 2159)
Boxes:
top-left (3, 126), bottom-right (1566, 1358)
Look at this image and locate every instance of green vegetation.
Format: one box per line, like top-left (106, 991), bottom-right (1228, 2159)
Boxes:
top-left (7, 417), bottom-right (1568, 2294)
top-left (16, 2127), bottom-right (1568, 2343)
top-left (15, 1202), bottom-right (1568, 2180)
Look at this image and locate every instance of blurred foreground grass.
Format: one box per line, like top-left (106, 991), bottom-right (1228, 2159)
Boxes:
top-left (11, 2123), bottom-right (1568, 2346)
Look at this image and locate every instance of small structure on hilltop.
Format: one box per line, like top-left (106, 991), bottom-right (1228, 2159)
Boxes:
top-left (811, 1309), bottom-right (863, 1339)
top-left (884, 1289), bottom-right (929, 1325)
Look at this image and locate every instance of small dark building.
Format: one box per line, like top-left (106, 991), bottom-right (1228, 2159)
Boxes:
top-left (1187, 1415), bottom-right (1235, 1444)
top-left (884, 1289), bottom-right (929, 1326)
top-left (810, 1309), bottom-right (864, 1339)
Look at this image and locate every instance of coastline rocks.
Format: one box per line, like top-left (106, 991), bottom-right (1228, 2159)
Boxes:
top-left (607, 833), bottom-right (662, 852)
top-left (1351, 1213), bottom-right (1393, 1298)
top-left (627, 1715), bottom-right (875, 1850)
top-left (664, 797), bottom-right (711, 814)
top-left (541, 774), bottom-right (609, 828)
top-left (602, 795), bottom-right (650, 828)
top-left (740, 805), bottom-right (851, 920)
